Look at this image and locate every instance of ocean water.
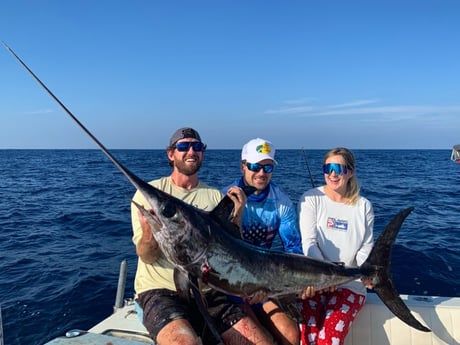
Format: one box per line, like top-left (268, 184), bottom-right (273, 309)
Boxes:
top-left (0, 149), bottom-right (459, 345)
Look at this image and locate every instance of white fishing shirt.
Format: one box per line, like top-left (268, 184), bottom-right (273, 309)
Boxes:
top-left (298, 186), bottom-right (374, 295)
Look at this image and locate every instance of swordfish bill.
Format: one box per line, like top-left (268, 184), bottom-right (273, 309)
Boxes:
top-left (4, 42), bottom-right (430, 333)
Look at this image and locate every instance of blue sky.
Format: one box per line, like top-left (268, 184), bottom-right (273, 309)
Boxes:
top-left (1, 1), bottom-right (459, 149)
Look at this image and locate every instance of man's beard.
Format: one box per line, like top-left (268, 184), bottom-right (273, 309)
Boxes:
top-left (174, 156), bottom-right (202, 176)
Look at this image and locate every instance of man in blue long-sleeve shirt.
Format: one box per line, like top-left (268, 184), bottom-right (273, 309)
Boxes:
top-left (222, 138), bottom-right (302, 345)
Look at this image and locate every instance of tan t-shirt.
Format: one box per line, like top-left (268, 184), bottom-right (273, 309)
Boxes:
top-left (131, 176), bottom-right (223, 296)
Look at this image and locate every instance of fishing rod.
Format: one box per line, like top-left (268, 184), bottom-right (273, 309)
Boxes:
top-left (301, 147), bottom-right (316, 188)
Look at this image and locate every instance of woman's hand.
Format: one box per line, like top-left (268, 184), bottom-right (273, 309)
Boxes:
top-left (300, 285), bottom-right (337, 299)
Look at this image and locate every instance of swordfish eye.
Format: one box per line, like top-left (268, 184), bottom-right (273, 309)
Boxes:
top-left (161, 202), bottom-right (177, 219)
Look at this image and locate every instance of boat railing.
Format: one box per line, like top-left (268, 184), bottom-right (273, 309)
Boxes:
top-left (114, 259), bottom-right (128, 312)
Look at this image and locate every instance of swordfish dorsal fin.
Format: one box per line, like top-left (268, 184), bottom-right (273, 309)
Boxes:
top-left (210, 186), bottom-right (256, 239)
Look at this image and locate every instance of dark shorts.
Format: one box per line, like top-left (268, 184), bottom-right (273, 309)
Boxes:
top-left (136, 289), bottom-right (246, 343)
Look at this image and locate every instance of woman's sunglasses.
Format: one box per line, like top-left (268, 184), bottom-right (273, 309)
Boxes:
top-left (323, 163), bottom-right (348, 175)
top-left (246, 162), bottom-right (274, 173)
top-left (174, 141), bottom-right (206, 152)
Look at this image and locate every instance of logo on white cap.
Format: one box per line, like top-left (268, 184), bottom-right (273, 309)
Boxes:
top-left (241, 138), bottom-right (276, 163)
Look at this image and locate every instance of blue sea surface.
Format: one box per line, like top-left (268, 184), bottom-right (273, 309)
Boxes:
top-left (0, 149), bottom-right (459, 344)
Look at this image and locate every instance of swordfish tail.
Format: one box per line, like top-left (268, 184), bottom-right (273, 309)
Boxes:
top-left (361, 207), bottom-right (431, 332)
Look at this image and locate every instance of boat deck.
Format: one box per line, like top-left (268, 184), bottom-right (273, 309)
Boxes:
top-left (44, 293), bottom-right (460, 345)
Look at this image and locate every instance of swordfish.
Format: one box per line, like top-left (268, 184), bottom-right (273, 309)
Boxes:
top-left (4, 42), bottom-right (430, 333)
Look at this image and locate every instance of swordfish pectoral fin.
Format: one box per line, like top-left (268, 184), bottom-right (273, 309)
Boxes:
top-left (363, 207), bottom-right (431, 332)
top-left (187, 273), bottom-right (225, 345)
top-left (173, 269), bottom-right (224, 344)
top-left (173, 268), bottom-right (193, 303)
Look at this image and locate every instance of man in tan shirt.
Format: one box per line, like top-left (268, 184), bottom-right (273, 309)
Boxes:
top-left (132, 127), bottom-right (277, 345)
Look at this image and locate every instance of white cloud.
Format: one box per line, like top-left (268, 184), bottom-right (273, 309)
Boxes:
top-left (265, 106), bottom-right (314, 115)
top-left (283, 97), bottom-right (316, 105)
top-left (265, 99), bottom-right (460, 120)
top-left (327, 99), bottom-right (380, 108)
top-left (22, 109), bottom-right (54, 115)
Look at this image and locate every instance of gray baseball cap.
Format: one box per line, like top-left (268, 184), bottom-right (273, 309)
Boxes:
top-left (169, 127), bottom-right (203, 146)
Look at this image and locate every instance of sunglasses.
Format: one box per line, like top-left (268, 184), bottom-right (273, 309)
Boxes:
top-left (174, 141), bottom-right (206, 152)
top-left (246, 162), bottom-right (274, 173)
top-left (323, 163), bottom-right (348, 175)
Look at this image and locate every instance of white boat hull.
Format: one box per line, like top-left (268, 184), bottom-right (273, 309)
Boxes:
top-left (345, 293), bottom-right (460, 345)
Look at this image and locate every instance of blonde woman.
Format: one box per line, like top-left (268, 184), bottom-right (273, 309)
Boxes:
top-left (298, 147), bottom-right (374, 345)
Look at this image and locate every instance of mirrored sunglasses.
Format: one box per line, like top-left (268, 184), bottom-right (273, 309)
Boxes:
top-left (246, 162), bottom-right (274, 173)
top-left (175, 141), bottom-right (206, 152)
top-left (323, 163), bottom-right (348, 175)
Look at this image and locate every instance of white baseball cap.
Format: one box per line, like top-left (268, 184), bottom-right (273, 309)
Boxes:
top-left (241, 138), bottom-right (277, 163)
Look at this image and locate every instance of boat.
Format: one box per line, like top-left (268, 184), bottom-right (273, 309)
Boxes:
top-left (43, 260), bottom-right (460, 345)
top-left (450, 144), bottom-right (460, 163)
